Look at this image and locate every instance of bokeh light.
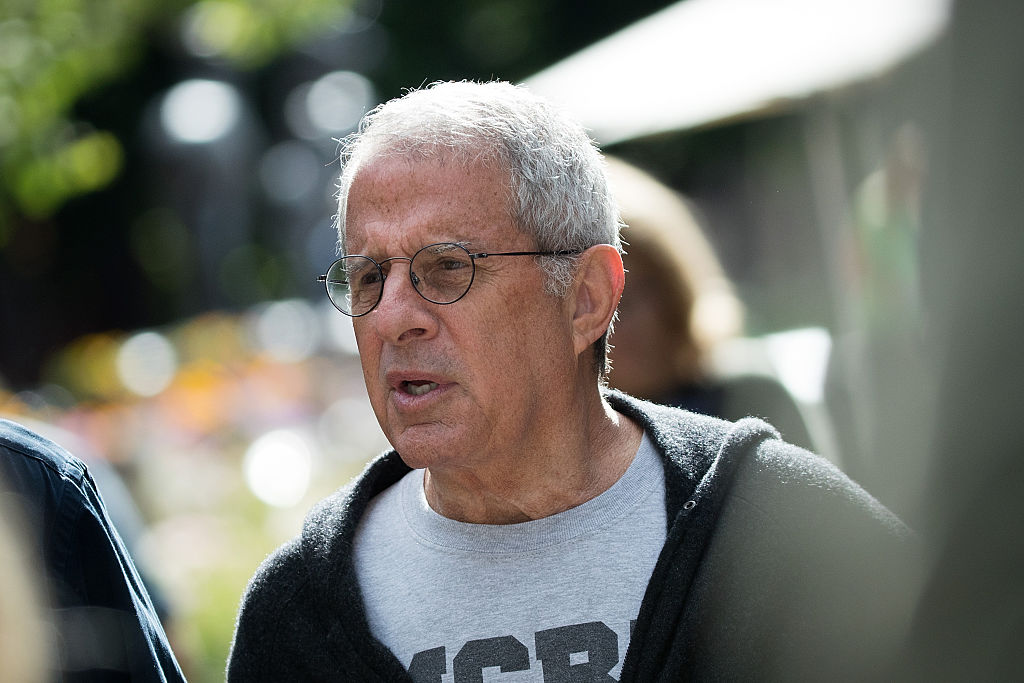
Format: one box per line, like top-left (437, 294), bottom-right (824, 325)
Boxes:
top-left (250, 299), bottom-right (321, 363)
top-left (181, 1), bottom-right (253, 60)
top-left (307, 70), bottom-right (374, 133)
top-left (285, 70), bottom-right (375, 139)
top-left (116, 331), bottom-right (178, 397)
top-left (243, 428), bottom-right (314, 507)
top-left (160, 79), bottom-right (242, 144)
top-left (13, 132), bottom-right (124, 218)
top-left (764, 327), bottom-right (833, 405)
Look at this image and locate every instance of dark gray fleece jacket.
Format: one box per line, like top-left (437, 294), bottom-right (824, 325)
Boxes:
top-left (228, 392), bottom-right (917, 681)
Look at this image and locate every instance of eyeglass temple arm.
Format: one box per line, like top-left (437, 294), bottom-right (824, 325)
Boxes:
top-left (470, 249), bottom-right (581, 259)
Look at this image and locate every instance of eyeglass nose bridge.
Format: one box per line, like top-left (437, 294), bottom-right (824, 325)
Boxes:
top-left (375, 255), bottom-right (422, 291)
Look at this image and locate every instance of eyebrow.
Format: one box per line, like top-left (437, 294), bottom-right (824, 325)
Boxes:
top-left (435, 240), bottom-right (472, 251)
top-left (350, 240), bottom-right (474, 258)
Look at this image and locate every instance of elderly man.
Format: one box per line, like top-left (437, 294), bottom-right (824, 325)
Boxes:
top-left (228, 81), bottom-right (916, 682)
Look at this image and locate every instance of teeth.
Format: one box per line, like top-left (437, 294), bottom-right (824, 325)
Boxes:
top-left (405, 381), bottom-right (438, 396)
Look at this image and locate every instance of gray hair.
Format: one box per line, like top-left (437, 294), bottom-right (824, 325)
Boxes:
top-left (334, 80), bottom-right (623, 375)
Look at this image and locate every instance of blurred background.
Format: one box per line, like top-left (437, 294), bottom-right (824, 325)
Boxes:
top-left (1, 0), bottom-right (1021, 679)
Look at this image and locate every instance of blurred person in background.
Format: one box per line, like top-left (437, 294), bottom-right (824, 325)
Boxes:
top-left (0, 484), bottom-right (49, 683)
top-left (8, 415), bottom-right (177, 625)
top-left (0, 417), bottom-right (187, 682)
top-left (229, 80), bottom-right (917, 681)
top-left (605, 156), bottom-right (816, 452)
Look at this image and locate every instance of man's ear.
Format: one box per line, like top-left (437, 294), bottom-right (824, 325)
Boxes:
top-left (570, 244), bottom-right (625, 358)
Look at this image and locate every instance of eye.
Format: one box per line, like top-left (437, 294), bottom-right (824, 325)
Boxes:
top-left (358, 269), bottom-right (383, 285)
top-left (340, 258), bottom-right (381, 289)
top-left (439, 257), bottom-right (469, 271)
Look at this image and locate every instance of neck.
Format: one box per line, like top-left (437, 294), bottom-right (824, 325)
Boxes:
top-left (422, 392), bottom-right (643, 524)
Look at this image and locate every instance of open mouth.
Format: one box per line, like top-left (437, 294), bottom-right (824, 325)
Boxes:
top-left (402, 380), bottom-right (439, 396)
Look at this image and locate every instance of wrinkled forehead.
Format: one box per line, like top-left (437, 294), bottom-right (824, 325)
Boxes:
top-left (344, 134), bottom-right (509, 193)
top-left (342, 152), bottom-right (524, 255)
top-left (339, 143), bottom-right (514, 245)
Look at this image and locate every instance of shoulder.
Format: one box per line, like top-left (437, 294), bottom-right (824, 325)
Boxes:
top-left (710, 436), bottom-right (914, 581)
top-left (0, 418), bottom-right (100, 556)
top-left (230, 452), bottom-right (411, 681)
top-left (233, 535), bottom-right (313, 643)
top-left (243, 535), bottom-right (310, 600)
top-left (236, 451), bottom-right (409, 609)
top-left (718, 372), bottom-right (817, 451)
top-left (228, 536), bottom-right (320, 680)
top-left (735, 437), bottom-right (910, 538)
top-left (692, 438), bottom-right (920, 678)
top-left (0, 417), bottom-right (89, 490)
top-left (236, 457), bottom-right (387, 627)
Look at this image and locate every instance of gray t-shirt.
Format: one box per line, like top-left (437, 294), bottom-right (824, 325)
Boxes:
top-left (352, 433), bottom-right (667, 682)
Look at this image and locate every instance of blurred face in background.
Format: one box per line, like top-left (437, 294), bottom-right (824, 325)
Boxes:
top-left (609, 247), bottom-right (695, 399)
top-left (343, 154), bottom-right (578, 473)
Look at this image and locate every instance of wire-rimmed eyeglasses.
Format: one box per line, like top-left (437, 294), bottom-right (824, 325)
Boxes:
top-left (317, 242), bottom-right (581, 317)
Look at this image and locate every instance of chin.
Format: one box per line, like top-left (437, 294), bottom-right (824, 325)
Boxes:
top-left (388, 422), bottom-right (470, 470)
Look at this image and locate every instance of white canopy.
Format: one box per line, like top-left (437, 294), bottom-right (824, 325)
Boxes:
top-left (524, 0), bottom-right (951, 144)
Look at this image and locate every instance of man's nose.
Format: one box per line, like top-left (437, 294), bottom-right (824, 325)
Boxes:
top-left (379, 259), bottom-right (415, 296)
top-left (370, 260), bottom-right (434, 344)
top-left (378, 257), bottom-right (422, 300)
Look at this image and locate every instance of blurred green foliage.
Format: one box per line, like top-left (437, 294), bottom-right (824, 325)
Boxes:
top-left (0, 0), bottom-right (351, 231)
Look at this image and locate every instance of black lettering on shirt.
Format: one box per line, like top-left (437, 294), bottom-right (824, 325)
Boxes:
top-left (535, 621), bottom-right (618, 682)
top-left (409, 646), bottom-right (446, 683)
top-left (452, 635), bottom-right (530, 683)
top-left (409, 620), bottom-right (630, 681)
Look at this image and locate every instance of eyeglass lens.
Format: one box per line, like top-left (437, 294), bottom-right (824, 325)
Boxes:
top-left (324, 243), bottom-right (476, 316)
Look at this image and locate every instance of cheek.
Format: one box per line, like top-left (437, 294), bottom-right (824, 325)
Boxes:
top-left (451, 306), bottom-right (528, 380)
top-left (487, 307), bottom-right (574, 381)
top-left (351, 325), bottom-right (382, 383)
